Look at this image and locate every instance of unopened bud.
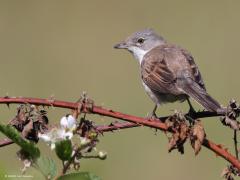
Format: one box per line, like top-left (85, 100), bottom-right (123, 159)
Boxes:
top-left (98, 151), bottom-right (107, 160)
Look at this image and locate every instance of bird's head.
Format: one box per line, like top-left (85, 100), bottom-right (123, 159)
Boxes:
top-left (114, 29), bottom-right (166, 62)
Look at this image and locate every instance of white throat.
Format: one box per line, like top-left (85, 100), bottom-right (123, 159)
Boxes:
top-left (128, 46), bottom-right (149, 64)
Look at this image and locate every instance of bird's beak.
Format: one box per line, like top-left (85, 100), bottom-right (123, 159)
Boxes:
top-left (113, 41), bottom-right (128, 49)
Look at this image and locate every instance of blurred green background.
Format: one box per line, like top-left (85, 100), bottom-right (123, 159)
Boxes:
top-left (0, 0), bottom-right (240, 179)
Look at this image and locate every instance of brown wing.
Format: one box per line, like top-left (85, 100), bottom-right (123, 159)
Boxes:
top-left (180, 48), bottom-right (205, 90)
top-left (141, 45), bottom-right (177, 95)
top-left (141, 45), bottom-right (205, 93)
top-left (178, 48), bottom-right (221, 112)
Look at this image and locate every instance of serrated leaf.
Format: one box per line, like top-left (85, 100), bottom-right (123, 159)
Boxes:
top-left (0, 123), bottom-right (40, 158)
top-left (55, 139), bottom-right (73, 161)
top-left (33, 156), bottom-right (57, 179)
top-left (57, 172), bottom-right (101, 180)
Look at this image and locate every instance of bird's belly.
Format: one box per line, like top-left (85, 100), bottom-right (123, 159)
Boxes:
top-left (142, 81), bottom-right (187, 105)
top-left (142, 82), bottom-right (160, 104)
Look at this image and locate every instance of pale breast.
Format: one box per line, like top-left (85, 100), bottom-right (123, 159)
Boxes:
top-left (142, 80), bottom-right (159, 105)
top-left (142, 80), bottom-right (187, 105)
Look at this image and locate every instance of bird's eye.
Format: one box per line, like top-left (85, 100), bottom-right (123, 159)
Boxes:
top-left (137, 38), bottom-right (145, 44)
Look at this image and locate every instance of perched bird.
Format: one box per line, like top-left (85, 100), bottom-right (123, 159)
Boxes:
top-left (114, 29), bottom-right (221, 117)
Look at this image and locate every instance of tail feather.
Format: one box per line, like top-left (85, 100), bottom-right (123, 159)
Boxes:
top-left (179, 79), bottom-right (221, 112)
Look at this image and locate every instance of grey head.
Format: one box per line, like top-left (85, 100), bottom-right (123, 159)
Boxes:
top-left (114, 29), bottom-right (166, 62)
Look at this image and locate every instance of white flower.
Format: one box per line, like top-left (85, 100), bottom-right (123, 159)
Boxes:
top-left (60, 115), bottom-right (76, 131)
top-left (39, 128), bottom-right (73, 149)
top-left (38, 115), bottom-right (77, 149)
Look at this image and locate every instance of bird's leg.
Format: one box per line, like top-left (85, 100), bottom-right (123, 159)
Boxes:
top-left (187, 98), bottom-right (197, 118)
top-left (148, 104), bottom-right (158, 119)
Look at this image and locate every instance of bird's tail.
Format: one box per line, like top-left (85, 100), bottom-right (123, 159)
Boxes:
top-left (180, 79), bottom-right (221, 112)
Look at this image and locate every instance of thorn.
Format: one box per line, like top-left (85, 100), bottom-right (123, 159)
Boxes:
top-left (5, 92), bottom-right (9, 98)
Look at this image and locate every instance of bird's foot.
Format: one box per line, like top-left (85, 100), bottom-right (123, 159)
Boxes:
top-left (188, 107), bottom-right (197, 117)
top-left (185, 106), bottom-right (199, 125)
top-left (186, 99), bottom-right (197, 119)
top-left (147, 111), bottom-right (158, 120)
top-left (146, 104), bottom-right (158, 120)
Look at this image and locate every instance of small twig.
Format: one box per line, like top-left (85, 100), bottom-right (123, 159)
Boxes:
top-left (96, 122), bottom-right (139, 132)
top-left (234, 130), bottom-right (239, 159)
top-left (0, 138), bottom-right (14, 147)
top-left (81, 155), bottom-right (99, 159)
top-left (62, 147), bottom-right (81, 175)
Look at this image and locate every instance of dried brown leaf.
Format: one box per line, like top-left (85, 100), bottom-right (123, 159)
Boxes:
top-left (22, 120), bottom-right (33, 138)
top-left (193, 139), bottom-right (202, 155)
top-left (190, 120), bottom-right (206, 155)
top-left (165, 118), bottom-right (174, 129)
top-left (168, 132), bottom-right (179, 152)
top-left (179, 122), bottom-right (189, 141)
top-left (168, 129), bottom-right (188, 154)
top-left (223, 116), bottom-right (239, 130)
top-left (18, 108), bottom-right (26, 122)
top-left (193, 120), bottom-right (205, 143)
top-left (9, 106), bottom-right (26, 127)
top-left (221, 166), bottom-right (235, 180)
top-left (167, 112), bottom-right (189, 154)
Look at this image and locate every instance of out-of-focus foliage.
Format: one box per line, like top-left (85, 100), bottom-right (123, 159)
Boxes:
top-left (55, 139), bottom-right (73, 161)
top-left (34, 156), bottom-right (57, 179)
top-left (0, 123), bottom-right (40, 159)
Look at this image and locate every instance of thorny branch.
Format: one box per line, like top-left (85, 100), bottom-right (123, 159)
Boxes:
top-left (95, 120), bottom-right (240, 169)
top-left (0, 96), bottom-right (240, 173)
top-left (234, 130), bottom-right (239, 159)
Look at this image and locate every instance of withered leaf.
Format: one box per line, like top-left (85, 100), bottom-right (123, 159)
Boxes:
top-left (168, 132), bottom-right (186, 154)
top-left (190, 120), bottom-right (206, 155)
top-left (221, 166), bottom-right (235, 180)
top-left (168, 123), bottom-right (189, 154)
top-left (193, 120), bottom-right (205, 143)
top-left (168, 132), bottom-right (179, 153)
top-left (22, 120), bottom-right (33, 138)
top-left (167, 112), bottom-right (189, 154)
top-left (165, 118), bottom-right (174, 129)
top-left (222, 116), bottom-right (239, 130)
top-left (18, 108), bottom-right (26, 122)
top-left (179, 122), bottom-right (189, 141)
top-left (8, 106), bottom-right (28, 132)
top-left (193, 140), bottom-right (202, 156)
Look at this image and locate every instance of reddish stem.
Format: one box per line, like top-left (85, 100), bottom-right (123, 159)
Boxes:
top-left (96, 122), bottom-right (139, 132)
top-left (0, 97), bottom-right (77, 109)
top-left (0, 96), bottom-right (239, 170)
top-left (0, 138), bottom-right (14, 147)
top-left (95, 123), bottom-right (240, 170)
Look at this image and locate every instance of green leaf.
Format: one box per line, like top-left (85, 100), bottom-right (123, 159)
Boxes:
top-left (57, 172), bottom-right (101, 180)
top-left (0, 123), bottom-right (40, 158)
top-left (33, 156), bottom-right (57, 179)
top-left (55, 139), bottom-right (73, 161)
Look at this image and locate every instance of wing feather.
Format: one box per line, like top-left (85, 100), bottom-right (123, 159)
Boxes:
top-left (141, 45), bottom-right (177, 94)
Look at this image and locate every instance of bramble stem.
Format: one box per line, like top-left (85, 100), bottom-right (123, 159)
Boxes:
top-left (0, 96), bottom-right (239, 170)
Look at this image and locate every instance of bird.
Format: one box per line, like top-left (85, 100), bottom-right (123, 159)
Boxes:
top-left (114, 29), bottom-right (221, 118)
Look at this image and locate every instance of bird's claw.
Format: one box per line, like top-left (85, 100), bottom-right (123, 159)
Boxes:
top-left (147, 112), bottom-right (158, 120)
